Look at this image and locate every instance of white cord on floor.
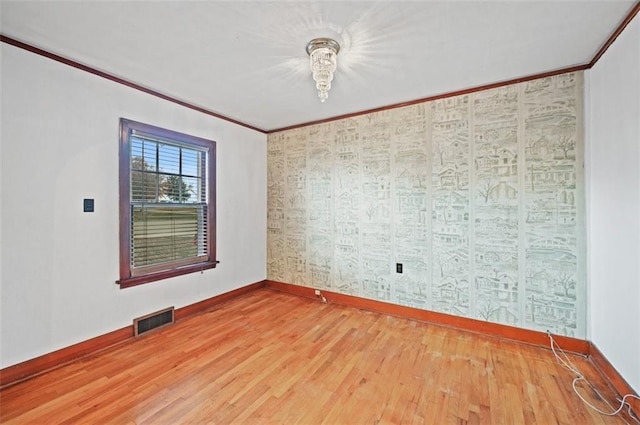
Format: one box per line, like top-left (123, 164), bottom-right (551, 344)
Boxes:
top-left (548, 331), bottom-right (640, 424)
top-left (571, 377), bottom-right (640, 420)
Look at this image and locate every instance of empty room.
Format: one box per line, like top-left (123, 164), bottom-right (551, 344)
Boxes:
top-left (1, 1), bottom-right (639, 423)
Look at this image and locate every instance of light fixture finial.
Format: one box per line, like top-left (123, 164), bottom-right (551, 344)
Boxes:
top-left (306, 38), bottom-right (340, 102)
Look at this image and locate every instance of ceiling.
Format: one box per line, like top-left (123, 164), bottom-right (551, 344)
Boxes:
top-left (1, 1), bottom-right (636, 132)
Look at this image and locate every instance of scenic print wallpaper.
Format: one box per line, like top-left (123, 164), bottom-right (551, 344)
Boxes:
top-left (267, 72), bottom-right (584, 338)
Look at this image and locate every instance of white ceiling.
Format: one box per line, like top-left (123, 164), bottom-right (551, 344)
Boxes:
top-left (1, 1), bottom-right (636, 132)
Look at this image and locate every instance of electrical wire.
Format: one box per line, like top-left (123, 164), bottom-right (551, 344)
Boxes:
top-left (548, 331), bottom-right (640, 424)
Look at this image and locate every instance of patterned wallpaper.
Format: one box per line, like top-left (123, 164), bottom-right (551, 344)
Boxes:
top-left (267, 72), bottom-right (584, 338)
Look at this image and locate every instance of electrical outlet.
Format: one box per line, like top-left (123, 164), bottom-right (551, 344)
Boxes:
top-left (314, 289), bottom-right (321, 296)
top-left (396, 263), bottom-right (403, 273)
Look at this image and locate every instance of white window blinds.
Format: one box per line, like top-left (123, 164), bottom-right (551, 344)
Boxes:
top-left (129, 134), bottom-right (209, 274)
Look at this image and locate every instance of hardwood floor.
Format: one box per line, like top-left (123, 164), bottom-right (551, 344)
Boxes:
top-left (0, 288), bottom-right (636, 424)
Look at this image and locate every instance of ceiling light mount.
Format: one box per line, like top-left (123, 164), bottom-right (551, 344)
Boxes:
top-left (306, 38), bottom-right (340, 103)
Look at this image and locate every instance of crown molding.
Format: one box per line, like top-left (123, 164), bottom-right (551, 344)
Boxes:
top-left (0, 34), bottom-right (267, 134)
top-left (2, 2), bottom-right (638, 137)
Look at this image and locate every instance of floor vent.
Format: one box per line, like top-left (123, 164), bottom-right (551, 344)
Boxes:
top-left (134, 307), bottom-right (175, 336)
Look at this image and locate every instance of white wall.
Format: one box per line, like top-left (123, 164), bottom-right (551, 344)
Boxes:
top-left (586, 15), bottom-right (639, 392)
top-left (0, 44), bottom-right (267, 368)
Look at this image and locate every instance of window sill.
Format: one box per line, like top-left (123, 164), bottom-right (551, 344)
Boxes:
top-left (117, 260), bottom-right (219, 289)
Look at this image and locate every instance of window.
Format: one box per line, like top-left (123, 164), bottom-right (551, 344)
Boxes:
top-left (118, 118), bottom-right (216, 288)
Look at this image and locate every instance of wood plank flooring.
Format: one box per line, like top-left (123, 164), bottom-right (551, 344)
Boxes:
top-left (1, 288), bottom-right (636, 424)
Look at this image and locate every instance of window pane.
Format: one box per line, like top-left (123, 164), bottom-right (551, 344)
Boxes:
top-left (158, 144), bottom-right (180, 174)
top-left (182, 176), bottom-right (200, 203)
top-left (131, 138), bottom-right (157, 171)
top-left (160, 174), bottom-right (194, 203)
top-left (131, 205), bottom-right (204, 268)
top-left (131, 170), bottom-right (158, 202)
top-left (182, 149), bottom-right (200, 177)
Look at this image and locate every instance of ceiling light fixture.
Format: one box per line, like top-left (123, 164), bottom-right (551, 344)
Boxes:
top-left (306, 38), bottom-right (340, 103)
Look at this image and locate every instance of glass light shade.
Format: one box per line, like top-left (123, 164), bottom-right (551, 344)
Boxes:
top-left (306, 38), bottom-right (340, 102)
